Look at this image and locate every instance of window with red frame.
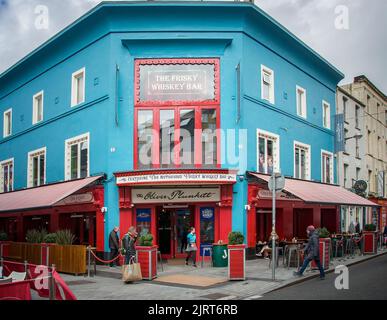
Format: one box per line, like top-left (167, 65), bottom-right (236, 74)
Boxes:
top-left (134, 59), bottom-right (220, 169)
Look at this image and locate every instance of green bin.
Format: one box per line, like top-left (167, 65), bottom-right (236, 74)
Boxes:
top-left (212, 244), bottom-right (228, 267)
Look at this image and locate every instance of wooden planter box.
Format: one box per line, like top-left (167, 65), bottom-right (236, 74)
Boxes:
top-left (1, 242), bottom-right (86, 275)
top-left (227, 244), bottom-right (246, 280)
top-left (311, 238), bottom-right (331, 270)
top-left (136, 245), bottom-right (158, 280)
top-left (363, 231), bottom-right (378, 254)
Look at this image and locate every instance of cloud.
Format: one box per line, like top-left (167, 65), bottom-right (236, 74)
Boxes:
top-left (0, 0), bottom-right (386, 92)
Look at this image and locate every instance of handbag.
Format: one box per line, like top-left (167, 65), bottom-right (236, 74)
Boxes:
top-left (122, 257), bottom-right (142, 282)
top-left (186, 243), bottom-right (197, 252)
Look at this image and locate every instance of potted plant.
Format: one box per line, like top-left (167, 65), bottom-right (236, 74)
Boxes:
top-left (227, 231), bottom-right (246, 280)
top-left (363, 224), bottom-right (378, 254)
top-left (312, 228), bottom-right (331, 270)
top-left (135, 234), bottom-right (158, 280)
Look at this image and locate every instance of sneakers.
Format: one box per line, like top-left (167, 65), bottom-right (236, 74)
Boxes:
top-left (185, 261), bottom-right (189, 266)
top-left (293, 271), bottom-right (303, 277)
top-left (193, 264), bottom-right (197, 268)
top-left (320, 276), bottom-right (325, 280)
top-left (264, 257), bottom-right (269, 260)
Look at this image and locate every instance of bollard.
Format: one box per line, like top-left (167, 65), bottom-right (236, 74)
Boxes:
top-left (24, 260), bottom-right (28, 273)
top-left (48, 264), bottom-right (56, 301)
top-left (87, 246), bottom-right (91, 278)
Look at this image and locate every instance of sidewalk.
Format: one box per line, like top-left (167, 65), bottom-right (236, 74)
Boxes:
top-left (58, 248), bottom-right (387, 300)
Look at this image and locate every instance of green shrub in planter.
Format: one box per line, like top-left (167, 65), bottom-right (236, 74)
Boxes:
top-left (43, 233), bottom-right (57, 243)
top-left (0, 231), bottom-right (7, 241)
top-left (139, 234), bottom-right (154, 246)
top-left (317, 227), bottom-right (330, 238)
top-left (364, 224), bottom-right (376, 232)
top-left (228, 231), bottom-right (244, 245)
top-left (26, 229), bottom-right (47, 243)
top-left (55, 230), bottom-right (75, 245)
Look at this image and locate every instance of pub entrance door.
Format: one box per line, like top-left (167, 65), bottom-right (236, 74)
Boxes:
top-left (157, 206), bottom-right (194, 259)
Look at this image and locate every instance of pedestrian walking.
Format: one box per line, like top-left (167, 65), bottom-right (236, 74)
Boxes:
top-left (109, 226), bottom-right (120, 267)
top-left (293, 225), bottom-right (325, 280)
top-left (122, 226), bottom-right (138, 265)
top-left (185, 227), bottom-right (197, 267)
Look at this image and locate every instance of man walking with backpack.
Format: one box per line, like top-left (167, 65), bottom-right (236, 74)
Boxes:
top-left (294, 225), bottom-right (325, 280)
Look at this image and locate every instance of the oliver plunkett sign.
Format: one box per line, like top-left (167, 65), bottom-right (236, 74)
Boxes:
top-left (138, 61), bottom-right (216, 102)
top-left (131, 187), bottom-right (221, 204)
top-left (116, 172), bottom-right (237, 185)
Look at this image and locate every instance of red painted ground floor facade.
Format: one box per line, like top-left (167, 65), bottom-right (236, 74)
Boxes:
top-left (115, 169), bottom-right (235, 260)
top-left (246, 182), bottom-right (339, 254)
top-left (0, 184), bottom-right (105, 251)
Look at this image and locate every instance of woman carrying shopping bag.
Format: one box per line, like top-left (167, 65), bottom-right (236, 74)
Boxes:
top-left (185, 227), bottom-right (197, 267)
top-left (121, 226), bottom-right (142, 282)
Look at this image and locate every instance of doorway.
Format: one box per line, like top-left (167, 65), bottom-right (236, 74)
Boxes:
top-left (157, 206), bottom-right (194, 259)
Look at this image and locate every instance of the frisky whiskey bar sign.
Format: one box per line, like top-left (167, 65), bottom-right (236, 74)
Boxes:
top-left (138, 61), bottom-right (216, 102)
top-left (116, 172), bottom-right (237, 185)
top-left (131, 187), bottom-right (220, 204)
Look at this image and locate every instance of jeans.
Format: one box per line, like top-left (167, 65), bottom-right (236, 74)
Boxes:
top-left (299, 256), bottom-right (325, 278)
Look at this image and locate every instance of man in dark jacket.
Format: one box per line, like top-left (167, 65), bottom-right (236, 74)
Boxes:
top-left (294, 225), bottom-right (325, 280)
top-left (109, 227), bottom-right (120, 267)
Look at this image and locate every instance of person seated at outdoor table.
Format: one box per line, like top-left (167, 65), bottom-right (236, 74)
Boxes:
top-left (256, 234), bottom-right (279, 260)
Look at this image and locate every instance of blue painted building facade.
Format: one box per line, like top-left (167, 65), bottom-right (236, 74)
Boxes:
top-left (0, 2), bottom-right (344, 256)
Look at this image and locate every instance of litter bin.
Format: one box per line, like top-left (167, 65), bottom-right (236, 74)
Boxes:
top-left (212, 244), bottom-right (228, 267)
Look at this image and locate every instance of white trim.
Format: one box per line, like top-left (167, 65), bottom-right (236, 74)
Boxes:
top-left (321, 149), bottom-right (334, 184)
top-left (293, 140), bottom-right (311, 180)
top-left (296, 85), bottom-right (307, 118)
top-left (322, 100), bottom-right (331, 129)
top-left (71, 67), bottom-right (86, 107)
top-left (3, 108), bottom-right (12, 138)
top-left (0, 157), bottom-right (14, 193)
top-left (64, 132), bottom-right (90, 181)
top-left (260, 65), bottom-right (275, 104)
top-left (27, 146), bottom-right (46, 188)
top-left (256, 128), bottom-right (280, 174)
top-left (32, 90), bottom-right (44, 125)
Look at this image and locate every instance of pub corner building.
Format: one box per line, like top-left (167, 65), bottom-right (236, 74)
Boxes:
top-left (0, 1), bottom-right (380, 261)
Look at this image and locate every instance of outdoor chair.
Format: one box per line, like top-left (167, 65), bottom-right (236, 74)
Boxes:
top-left (285, 244), bottom-right (301, 270)
top-left (268, 246), bottom-right (284, 268)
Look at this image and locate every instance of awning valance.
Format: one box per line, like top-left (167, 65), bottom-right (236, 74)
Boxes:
top-left (248, 172), bottom-right (378, 207)
top-left (0, 176), bottom-right (103, 213)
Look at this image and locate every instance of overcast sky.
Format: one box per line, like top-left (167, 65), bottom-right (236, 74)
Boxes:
top-left (0, 0), bottom-right (386, 92)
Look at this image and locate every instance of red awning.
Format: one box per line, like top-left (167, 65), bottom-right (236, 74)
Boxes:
top-left (249, 172), bottom-right (378, 207)
top-left (0, 176), bottom-right (102, 213)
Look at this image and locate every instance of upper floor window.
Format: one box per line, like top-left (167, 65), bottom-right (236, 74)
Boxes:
top-left (261, 65), bottom-right (274, 104)
top-left (342, 96), bottom-right (347, 121)
top-left (3, 108), bottom-right (12, 138)
top-left (355, 105), bottom-right (360, 129)
top-left (296, 86), bottom-right (307, 118)
top-left (294, 141), bottom-right (311, 180)
top-left (322, 100), bottom-right (330, 129)
top-left (136, 107), bottom-right (218, 169)
top-left (28, 147), bottom-right (46, 188)
top-left (321, 150), bottom-right (334, 184)
top-left (32, 91), bottom-right (44, 124)
top-left (0, 158), bottom-right (13, 193)
top-left (343, 163), bottom-right (349, 188)
top-left (257, 129), bottom-right (280, 175)
top-left (65, 133), bottom-right (89, 180)
top-left (71, 68), bottom-right (85, 107)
